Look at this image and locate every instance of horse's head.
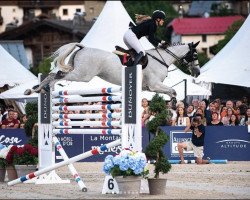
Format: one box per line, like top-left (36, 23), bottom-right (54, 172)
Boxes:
top-left (181, 41), bottom-right (200, 77)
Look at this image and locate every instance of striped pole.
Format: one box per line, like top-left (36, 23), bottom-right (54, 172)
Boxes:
top-left (52, 104), bottom-right (121, 112)
top-left (52, 95), bottom-right (122, 104)
top-left (52, 113), bottom-right (121, 120)
top-left (52, 120), bottom-right (122, 127)
top-left (53, 136), bottom-right (87, 192)
top-left (52, 87), bottom-right (122, 97)
top-left (8, 139), bottom-right (121, 186)
top-left (53, 129), bottom-right (122, 135)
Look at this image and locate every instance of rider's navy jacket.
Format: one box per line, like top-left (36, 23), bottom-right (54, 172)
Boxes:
top-left (131, 19), bottom-right (161, 47)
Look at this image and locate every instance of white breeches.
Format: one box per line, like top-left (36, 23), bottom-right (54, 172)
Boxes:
top-left (123, 29), bottom-right (146, 56)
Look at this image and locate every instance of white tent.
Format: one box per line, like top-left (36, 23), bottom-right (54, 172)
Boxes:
top-left (0, 45), bottom-right (37, 87)
top-left (81, 1), bottom-right (154, 51)
top-left (0, 79), bottom-right (38, 99)
top-left (197, 15), bottom-right (250, 88)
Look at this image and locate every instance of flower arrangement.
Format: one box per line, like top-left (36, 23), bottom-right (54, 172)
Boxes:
top-left (0, 143), bottom-right (38, 166)
top-left (103, 149), bottom-right (148, 177)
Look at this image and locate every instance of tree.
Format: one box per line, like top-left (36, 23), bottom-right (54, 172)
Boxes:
top-left (144, 94), bottom-right (171, 178)
top-left (30, 57), bottom-right (53, 76)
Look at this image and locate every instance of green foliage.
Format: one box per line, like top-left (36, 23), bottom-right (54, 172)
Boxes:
top-left (211, 20), bottom-right (244, 55)
top-left (0, 158), bottom-right (7, 168)
top-left (198, 52), bottom-right (210, 68)
top-left (145, 94), bottom-right (171, 178)
top-left (24, 102), bottom-right (38, 139)
top-left (30, 57), bottom-right (53, 76)
top-left (13, 151), bottom-right (38, 165)
top-left (210, 3), bottom-right (234, 17)
top-left (123, 1), bottom-right (178, 41)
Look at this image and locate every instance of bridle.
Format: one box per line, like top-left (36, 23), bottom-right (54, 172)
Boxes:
top-left (146, 42), bottom-right (198, 71)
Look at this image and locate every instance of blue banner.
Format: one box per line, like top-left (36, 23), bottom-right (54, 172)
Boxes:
top-left (0, 129), bottom-right (28, 146)
top-left (1, 127), bottom-right (249, 161)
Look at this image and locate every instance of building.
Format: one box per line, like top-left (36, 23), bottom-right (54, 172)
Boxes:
top-left (0, 0), bottom-right (105, 33)
top-left (167, 15), bottom-right (244, 58)
top-left (0, 0), bottom-right (105, 68)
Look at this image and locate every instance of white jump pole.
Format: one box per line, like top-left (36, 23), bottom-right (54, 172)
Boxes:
top-left (53, 136), bottom-right (87, 192)
top-left (8, 139), bottom-right (121, 186)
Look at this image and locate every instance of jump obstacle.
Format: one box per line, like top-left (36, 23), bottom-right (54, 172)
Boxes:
top-left (8, 65), bottom-right (142, 189)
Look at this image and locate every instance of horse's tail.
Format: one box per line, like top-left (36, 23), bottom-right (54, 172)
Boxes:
top-left (52, 43), bottom-right (84, 72)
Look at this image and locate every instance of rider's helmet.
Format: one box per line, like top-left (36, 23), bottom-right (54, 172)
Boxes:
top-left (152, 10), bottom-right (166, 20)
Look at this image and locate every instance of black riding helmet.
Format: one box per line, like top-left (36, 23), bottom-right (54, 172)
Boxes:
top-left (152, 10), bottom-right (166, 20)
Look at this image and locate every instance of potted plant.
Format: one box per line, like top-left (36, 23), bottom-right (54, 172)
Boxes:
top-left (103, 149), bottom-right (148, 195)
top-left (0, 158), bottom-right (7, 182)
top-left (144, 94), bottom-right (172, 195)
top-left (0, 144), bottom-right (17, 181)
top-left (6, 144), bottom-right (38, 178)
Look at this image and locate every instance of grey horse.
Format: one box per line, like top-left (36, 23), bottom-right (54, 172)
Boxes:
top-left (24, 42), bottom-right (200, 98)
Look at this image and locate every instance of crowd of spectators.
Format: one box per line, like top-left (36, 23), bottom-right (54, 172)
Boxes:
top-left (141, 96), bottom-right (250, 128)
top-left (0, 105), bottom-right (28, 129)
top-left (1, 96), bottom-right (250, 130)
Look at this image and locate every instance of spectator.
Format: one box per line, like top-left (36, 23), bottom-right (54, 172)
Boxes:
top-left (186, 105), bottom-right (195, 118)
top-left (172, 106), bottom-right (190, 127)
top-left (1, 105), bottom-right (14, 122)
top-left (235, 100), bottom-right (243, 109)
top-left (207, 112), bottom-right (223, 126)
top-left (199, 100), bottom-right (212, 124)
top-left (166, 100), bottom-right (176, 125)
top-left (240, 107), bottom-right (250, 126)
top-left (191, 99), bottom-right (199, 114)
top-left (228, 114), bottom-right (239, 126)
top-left (221, 100), bottom-right (236, 118)
top-left (221, 107), bottom-right (234, 126)
top-left (13, 111), bottom-right (20, 124)
top-left (1, 110), bottom-right (20, 129)
top-left (141, 98), bottom-right (150, 126)
top-left (177, 116), bottom-right (209, 164)
top-left (20, 114), bottom-right (28, 129)
top-left (242, 96), bottom-right (249, 106)
top-left (194, 107), bottom-right (207, 126)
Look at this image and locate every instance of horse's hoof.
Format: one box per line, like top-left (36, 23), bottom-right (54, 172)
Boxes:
top-left (24, 89), bottom-right (31, 95)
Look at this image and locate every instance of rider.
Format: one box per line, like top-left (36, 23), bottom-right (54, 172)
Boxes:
top-left (123, 10), bottom-right (166, 65)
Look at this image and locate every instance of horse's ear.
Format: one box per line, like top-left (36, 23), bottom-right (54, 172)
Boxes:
top-left (193, 41), bottom-right (200, 48)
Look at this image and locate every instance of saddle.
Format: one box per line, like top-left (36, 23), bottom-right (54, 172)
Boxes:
top-left (113, 46), bottom-right (148, 69)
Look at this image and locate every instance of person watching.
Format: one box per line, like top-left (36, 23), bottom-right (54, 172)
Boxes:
top-left (1, 110), bottom-right (20, 129)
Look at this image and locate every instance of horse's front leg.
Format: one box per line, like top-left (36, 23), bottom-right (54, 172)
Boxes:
top-left (24, 73), bottom-right (57, 95)
top-left (148, 82), bottom-right (177, 98)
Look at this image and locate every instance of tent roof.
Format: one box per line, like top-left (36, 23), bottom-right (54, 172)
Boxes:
top-left (81, 1), bottom-right (154, 52)
top-left (197, 15), bottom-right (250, 88)
top-left (0, 45), bottom-right (37, 87)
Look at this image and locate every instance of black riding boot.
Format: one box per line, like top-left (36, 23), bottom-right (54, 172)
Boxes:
top-left (133, 51), bottom-right (144, 65)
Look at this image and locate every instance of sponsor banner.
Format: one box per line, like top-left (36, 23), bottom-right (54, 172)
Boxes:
top-left (40, 74), bottom-right (50, 124)
top-left (204, 126), bottom-right (250, 161)
top-left (124, 67), bottom-right (137, 124)
top-left (0, 129), bottom-right (28, 146)
top-left (1, 126), bottom-right (249, 161)
top-left (55, 134), bottom-right (122, 162)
